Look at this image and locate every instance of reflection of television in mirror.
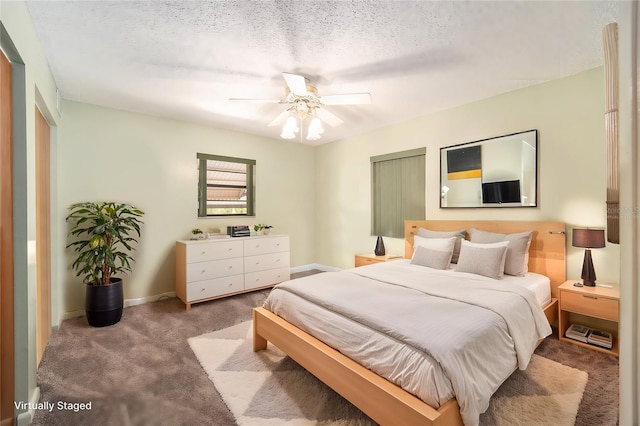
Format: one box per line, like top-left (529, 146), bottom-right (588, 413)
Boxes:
top-left (482, 180), bottom-right (521, 204)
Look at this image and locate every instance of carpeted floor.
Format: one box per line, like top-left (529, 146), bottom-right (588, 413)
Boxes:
top-left (32, 271), bottom-right (618, 426)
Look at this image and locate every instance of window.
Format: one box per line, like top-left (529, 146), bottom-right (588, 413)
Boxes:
top-left (371, 148), bottom-right (426, 238)
top-left (197, 153), bottom-right (255, 217)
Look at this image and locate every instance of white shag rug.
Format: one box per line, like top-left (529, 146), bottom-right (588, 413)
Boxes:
top-left (189, 321), bottom-right (587, 426)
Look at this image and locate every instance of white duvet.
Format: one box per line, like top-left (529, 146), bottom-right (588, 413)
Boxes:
top-left (263, 260), bottom-right (552, 426)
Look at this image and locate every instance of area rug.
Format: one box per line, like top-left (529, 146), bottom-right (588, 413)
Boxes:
top-left (189, 321), bottom-right (588, 426)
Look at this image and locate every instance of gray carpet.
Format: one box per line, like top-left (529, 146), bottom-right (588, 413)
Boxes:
top-left (32, 271), bottom-right (618, 425)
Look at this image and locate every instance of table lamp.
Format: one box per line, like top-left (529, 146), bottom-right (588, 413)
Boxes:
top-left (572, 228), bottom-right (605, 286)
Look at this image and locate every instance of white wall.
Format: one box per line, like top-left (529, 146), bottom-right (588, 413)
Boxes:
top-left (315, 67), bottom-right (620, 287)
top-left (56, 100), bottom-right (316, 317)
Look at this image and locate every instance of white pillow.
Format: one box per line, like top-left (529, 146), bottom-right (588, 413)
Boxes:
top-left (455, 240), bottom-right (509, 279)
top-left (412, 236), bottom-right (456, 258)
top-left (470, 228), bottom-right (533, 276)
top-left (416, 228), bottom-right (467, 263)
top-left (410, 245), bottom-right (453, 270)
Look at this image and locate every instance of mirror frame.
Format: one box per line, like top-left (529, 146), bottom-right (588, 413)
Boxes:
top-left (439, 129), bottom-right (538, 208)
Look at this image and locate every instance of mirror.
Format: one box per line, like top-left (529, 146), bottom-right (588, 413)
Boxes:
top-left (440, 130), bottom-right (537, 208)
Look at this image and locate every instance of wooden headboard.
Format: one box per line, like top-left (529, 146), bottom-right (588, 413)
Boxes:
top-left (404, 220), bottom-right (566, 298)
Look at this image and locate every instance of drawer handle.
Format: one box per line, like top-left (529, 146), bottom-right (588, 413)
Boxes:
top-left (201, 270), bottom-right (206, 274)
top-left (228, 248), bottom-right (233, 251)
top-left (201, 251), bottom-right (206, 255)
top-left (583, 295), bottom-right (598, 300)
top-left (228, 283), bottom-right (233, 287)
top-left (255, 262), bottom-right (260, 265)
top-left (228, 266), bottom-right (233, 269)
top-left (200, 288), bottom-right (205, 292)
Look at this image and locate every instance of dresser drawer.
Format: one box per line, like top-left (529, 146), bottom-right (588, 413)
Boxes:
top-left (244, 252), bottom-right (291, 273)
top-left (186, 257), bottom-right (244, 282)
top-left (186, 275), bottom-right (244, 301)
top-left (561, 290), bottom-right (619, 321)
top-left (186, 240), bottom-right (243, 263)
top-left (244, 267), bottom-right (290, 290)
top-left (244, 236), bottom-right (289, 256)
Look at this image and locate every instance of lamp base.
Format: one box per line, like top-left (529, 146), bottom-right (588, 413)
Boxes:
top-left (581, 249), bottom-right (597, 287)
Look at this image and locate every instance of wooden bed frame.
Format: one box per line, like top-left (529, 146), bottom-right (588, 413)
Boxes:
top-left (253, 220), bottom-right (566, 426)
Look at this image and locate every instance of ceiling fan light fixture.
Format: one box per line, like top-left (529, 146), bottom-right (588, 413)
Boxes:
top-left (280, 116), bottom-right (299, 139)
top-left (306, 117), bottom-right (324, 141)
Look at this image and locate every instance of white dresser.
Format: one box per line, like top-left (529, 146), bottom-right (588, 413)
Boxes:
top-left (175, 235), bottom-right (290, 310)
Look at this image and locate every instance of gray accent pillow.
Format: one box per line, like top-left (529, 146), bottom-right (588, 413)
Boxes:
top-left (455, 240), bottom-right (509, 279)
top-left (410, 245), bottom-right (452, 270)
top-left (416, 228), bottom-right (467, 263)
top-left (470, 228), bottom-right (533, 276)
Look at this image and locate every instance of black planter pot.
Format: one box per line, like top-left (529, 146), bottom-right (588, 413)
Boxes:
top-left (85, 278), bottom-right (123, 327)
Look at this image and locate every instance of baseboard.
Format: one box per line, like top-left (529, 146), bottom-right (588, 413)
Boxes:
top-left (15, 386), bottom-right (40, 426)
top-left (60, 291), bottom-right (177, 321)
top-left (291, 263), bottom-right (342, 273)
top-left (124, 291), bottom-right (176, 308)
top-left (59, 267), bottom-right (335, 322)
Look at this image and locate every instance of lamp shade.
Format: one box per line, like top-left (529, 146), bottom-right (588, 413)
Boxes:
top-left (572, 228), bottom-right (605, 249)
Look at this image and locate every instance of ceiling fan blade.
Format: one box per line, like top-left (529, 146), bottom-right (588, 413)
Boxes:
top-left (268, 109), bottom-right (291, 127)
top-left (316, 107), bottom-right (344, 127)
top-left (282, 72), bottom-right (308, 96)
top-left (320, 93), bottom-right (372, 105)
top-left (229, 98), bottom-right (281, 103)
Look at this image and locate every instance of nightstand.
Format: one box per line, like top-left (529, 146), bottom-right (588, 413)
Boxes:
top-left (558, 280), bottom-right (619, 356)
top-left (354, 254), bottom-right (402, 267)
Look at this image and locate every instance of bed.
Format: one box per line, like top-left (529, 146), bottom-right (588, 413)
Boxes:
top-left (253, 220), bottom-right (566, 426)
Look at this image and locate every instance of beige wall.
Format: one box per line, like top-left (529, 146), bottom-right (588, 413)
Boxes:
top-left (56, 100), bottom-right (316, 316)
top-left (315, 67), bottom-right (620, 286)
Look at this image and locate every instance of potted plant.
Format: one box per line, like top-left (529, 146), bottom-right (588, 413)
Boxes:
top-left (66, 202), bottom-right (144, 327)
top-left (253, 224), bottom-right (273, 235)
top-left (191, 228), bottom-right (205, 240)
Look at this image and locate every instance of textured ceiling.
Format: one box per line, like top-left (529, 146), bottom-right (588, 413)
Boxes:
top-left (26, 1), bottom-right (619, 144)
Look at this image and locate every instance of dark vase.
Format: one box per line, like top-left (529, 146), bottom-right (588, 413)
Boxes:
top-left (374, 236), bottom-right (386, 256)
top-left (85, 278), bottom-right (124, 327)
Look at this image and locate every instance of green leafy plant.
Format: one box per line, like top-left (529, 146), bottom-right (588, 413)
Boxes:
top-left (66, 202), bottom-right (144, 286)
top-left (253, 224), bottom-right (272, 232)
top-left (191, 228), bottom-right (203, 235)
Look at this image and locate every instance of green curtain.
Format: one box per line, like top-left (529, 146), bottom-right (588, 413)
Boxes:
top-left (371, 150), bottom-right (425, 238)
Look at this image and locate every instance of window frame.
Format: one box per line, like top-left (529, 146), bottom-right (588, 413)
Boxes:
top-left (197, 153), bottom-right (256, 217)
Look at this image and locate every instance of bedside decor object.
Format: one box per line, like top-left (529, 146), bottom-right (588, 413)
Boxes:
top-left (572, 228), bottom-right (605, 286)
top-left (66, 202), bottom-right (144, 327)
top-left (374, 236), bottom-right (385, 256)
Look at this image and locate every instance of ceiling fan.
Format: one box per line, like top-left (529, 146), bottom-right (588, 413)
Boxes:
top-left (229, 72), bottom-right (372, 141)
